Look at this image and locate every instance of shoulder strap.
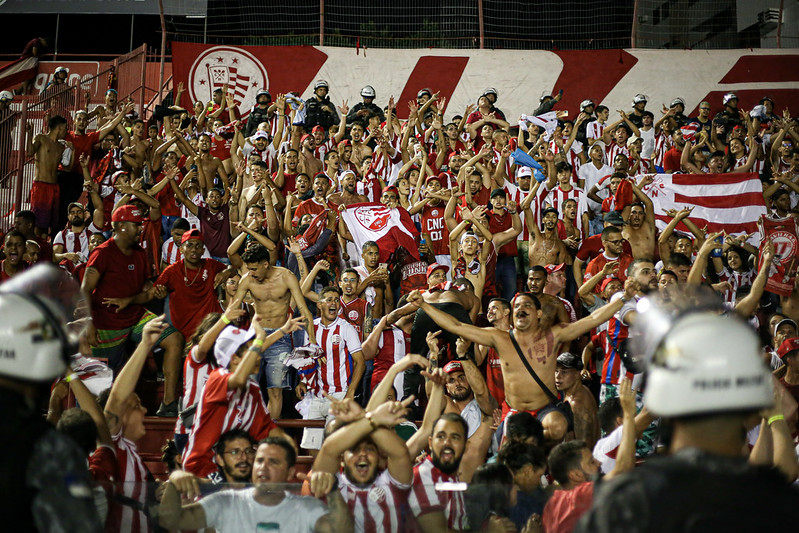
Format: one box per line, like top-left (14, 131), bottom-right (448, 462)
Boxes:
top-left (508, 329), bottom-right (560, 404)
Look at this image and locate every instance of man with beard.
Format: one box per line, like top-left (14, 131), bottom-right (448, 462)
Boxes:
top-left (621, 183), bottom-right (656, 260)
top-left (406, 279), bottom-right (636, 444)
top-left (172, 180), bottom-right (234, 263)
top-left (309, 396), bottom-right (415, 533)
top-left (583, 226), bottom-right (634, 288)
top-left (476, 298), bottom-right (511, 406)
top-left (555, 352), bottom-right (599, 448)
top-left (53, 156), bottom-right (104, 270)
top-left (526, 206), bottom-right (568, 268)
top-left (409, 413), bottom-right (470, 532)
top-left (210, 429), bottom-right (257, 484)
top-left (162, 437), bottom-right (349, 532)
top-left (298, 133), bottom-right (323, 177)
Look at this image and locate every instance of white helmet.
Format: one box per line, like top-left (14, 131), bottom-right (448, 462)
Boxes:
top-left (0, 90), bottom-right (13, 102)
top-left (0, 265), bottom-right (82, 382)
top-left (633, 94), bottom-right (648, 105)
top-left (361, 85), bottom-right (376, 98)
top-left (314, 79), bottom-right (329, 90)
top-left (644, 313), bottom-right (773, 418)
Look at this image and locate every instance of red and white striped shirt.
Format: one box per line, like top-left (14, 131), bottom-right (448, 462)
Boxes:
top-left (174, 345), bottom-right (215, 436)
top-left (371, 325), bottom-right (410, 393)
top-left (606, 141), bottom-right (630, 166)
top-left (586, 121), bottom-right (606, 143)
top-left (182, 369), bottom-right (276, 477)
top-left (500, 180), bottom-right (530, 241)
top-left (652, 131), bottom-right (672, 169)
top-left (717, 267), bottom-right (756, 305)
top-left (409, 457), bottom-right (467, 531)
top-left (546, 185), bottom-right (585, 214)
top-left (109, 431), bottom-right (151, 533)
top-left (53, 222), bottom-right (102, 260)
top-left (302, 317), bottom-right (362, 395)
top-left (314, 138), bottom-right (335, 162)
top-left (337, 469), bottom-right (412, 533)
top-left (161, 236), bottom-right (212, 267)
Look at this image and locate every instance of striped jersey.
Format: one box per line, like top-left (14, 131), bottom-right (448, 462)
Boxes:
top-left (174, 345), bottom-right (215, 436)
top-left (109, 431), bottom-right (151, 533)
top-left (371, 325), bottom-right (410, 393)
top-left (301, 317), bottom-right (362, 395)
top-left (337, 469), bottom-right (412, 533)
top-left (53, 223), bottom-right (102, 262)
top-left (409, 457), bottom-right (468, 531)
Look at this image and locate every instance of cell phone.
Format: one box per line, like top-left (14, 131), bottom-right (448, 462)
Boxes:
top-left (379, 263), bottom-right (388, 270)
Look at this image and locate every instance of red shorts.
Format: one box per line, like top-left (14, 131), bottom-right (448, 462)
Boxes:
top-left (30, 181), bottom-right (60, 230)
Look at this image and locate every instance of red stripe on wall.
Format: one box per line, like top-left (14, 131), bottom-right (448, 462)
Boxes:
top-left (396, 56), bottom-right (470, 120)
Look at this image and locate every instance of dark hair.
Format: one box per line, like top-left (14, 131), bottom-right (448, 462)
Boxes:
top-left (596, 105), bottom-right (609, 114)
top-left (251, 160), bottom-right (269, 170)
top-left (488, 297), bottom-right (510, 313)
top-left (57, 408), bottom-right (97, 456)
top-left (627, 258), bottom-right (654, 277)
top-left (323, 151), bottom-right (337, 161)
top-left (172, 217), bottom-right (191, 231)
top-left (629, 201), bottom-right (645, 212)
top-left (504, 411), bottom-right (545, 445)
top-left (466, 463), bottom-right (515, 528)
top-left (320, 285), bottom-right (342, 299)
top-left (498, 440), bottom-right (547, 471)
top-left (529, 265), bottom-right (548, 279)
top-left (432, 412), bottom-right (469, 438)
top-left (548, 440), bottom-right (589, 485)
top-left (659, 269), bottom-right (678, 281)
top-left (665, 253), bottom-right (692, 269)
top-left (598, 398), bottom-right (623, 434)
top-left (4, 229), bottom-right (26, 242)
top-left (259, 436), bottom-right (297, 467)
top-left (512, 291), bottom-right (541, 311)
top-left (555, 161), bottom-right (573, 173)
top-left (161, 439), bottom-right (181, 473)
top-left (341, 268), bottom-right (359, 279)
top-left (48, 115), bottom-right (67, 130)
top-left (215, 428), bottom-right (256, 456)
top-left (15, 210), bottom-right (36, 224)
top-left (642, 111), bottom-right (655, 119)
top-left (362, 240), bottom-right (379, 253)
top-left (241, 244), bottom-right (270, 264)
top-left (452, 277), bottom-right (475, 293)
top-left (188, 312), bottom-right (221, 367)
top-left (601, 226), bottom-right (622, 240)
top-left (96, 387), bottom-right (111, 410)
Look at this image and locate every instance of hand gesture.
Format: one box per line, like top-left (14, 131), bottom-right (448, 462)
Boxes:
top-left (326, 394), bottom-right (365, 423)
top-left (392, 353), bottom-right (430, 374)
top-left (338, 99), bottom-right (349, 115)
top-left (309, 471), bottom-right (337, 499)
top-left (438, 96), bottom-right (447, 113)
top-left (142, 315), bottom-right (168, 347)
top-left (464, 103), bottom-right (476, 116)
top-left (287, 235), bottom-right (302, 254)
top-left (699, 231), bottom-right (723, 256)
top-left (618, 378), bottom-right (636, 416)
top-left (421, 367), bottom-right (446, 387)
top-left (388, 95), bottom-right (395, 111)
top-left (455, 336), bottom-right (471, 358)
top-left (123, 101), bottom-right (136, 115)
top-left (168, 470), bottom-right (202, 501)
top-left (280, 315), bottom-right (306, 335)
top-left (369, 396), bottom-right (414, 428)
top-left (500, 144), bottom-right (511, 158)
top-left (426, 330), bottom-right (441, 357)
top-left (601, 260), bottom-right (619, 276)
top-left (317, 259), bottom-right (331, 271)
top-left (507, 200), bottom-right (518, 212)
top-left (102, 296), bottom-right (133, 312)
top-left (79, 153), bottom-right (90, 168)
top-left (762, 238), bottom-right (775, 264)
top-left (225, 93), bottom-right (235, 107)
top-left (622, 278), bottom-right (639, 300)
top-left (223, 298), bottom-right (246, 323)
top-left (407, 289), bottom-right (424, 308)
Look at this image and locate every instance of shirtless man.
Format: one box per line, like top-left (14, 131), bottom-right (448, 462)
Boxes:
top-left (27, 114), bottom-right (71, 236)
top-left (195, 133), bottom-right (230, 193)
top-left (621, 176), bottom-right (656, 259)
top-left (233, 244), bottom-right (316, 417)
top-left (124, 119), bottom-right (149, 177)
top-left (525, 206), bottom-right (568, 268)
top-left (298, 134), bottom-right (323, 177)
top-left (406, 280), bottom-right (636, 443)
top-left (554, 352), bottom-right (599, 448)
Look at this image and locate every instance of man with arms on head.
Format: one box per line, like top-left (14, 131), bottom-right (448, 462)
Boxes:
top-left (232, 244), bottom-right (316, 416)
top-left (555, 352), bottom-right (599, 448)
top-left (621, 185), bottom-right (656, 260)
top-left (406, 279), bottom-right (636, 443)
top-left (524, 206), bottom-right (568, 268)
top-left (162, 437), bottom-right (351, 533)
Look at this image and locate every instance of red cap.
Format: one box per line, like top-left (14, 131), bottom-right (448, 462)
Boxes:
top-left (443, 361), bottom-right (464, 374)
top-left (777, 337), bottom-right (799, 360)
top-left (425, 174), bottom-right (442, 186)
top-left (112, 205), bottom-right (146, 223)
top-left (448, 151), bottom-right (462, 162)
top-left (312, 125), bottom-right (325, 134)
top-left (599, 276), bottom-right (620, 293)
top-left (338, 139), bottom-right (351, 148)
top-left (383, 185), bottom-right (399, 196)
top-left (301, 133), bottom-right (312, 144)
top-left (545, 263), bottom-right (566, 274)
top-left (180, 228), bottom-right (204, 244)
top-left (426, 262), bottom-right (449, 279)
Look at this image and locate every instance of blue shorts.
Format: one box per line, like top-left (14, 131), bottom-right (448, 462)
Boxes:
top-left (258, 328), bottom-right (292, 389)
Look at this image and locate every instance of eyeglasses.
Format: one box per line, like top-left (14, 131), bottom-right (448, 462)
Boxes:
top-left (225, 447), bottom-right (256, 458)
top-left (700, 107), bottom-right (710, 111)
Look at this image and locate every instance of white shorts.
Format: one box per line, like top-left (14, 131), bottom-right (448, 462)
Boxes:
top-left (300, 391), bottom-right (346, 450)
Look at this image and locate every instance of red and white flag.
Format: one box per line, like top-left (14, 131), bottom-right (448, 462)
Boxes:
top-left (0, 56), bottom-right (38, 91)
top-left (206, 64), bottom-right (250, 105)
top-left (341, 203), bottom-right (420, 263)
top-left (680, 122), bottom-right (701, 142)
top-left (296, 209), bottom-right (328, 251)
top-left (758, 215), bottom-right (799, 297)
top-left (641, 173), bottom-right (767, 245)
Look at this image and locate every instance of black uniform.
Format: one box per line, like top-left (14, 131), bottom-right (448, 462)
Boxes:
top-left (245, 104), bottom-right (273, 138)
top-left (305, 96), bottom-right (339, 131)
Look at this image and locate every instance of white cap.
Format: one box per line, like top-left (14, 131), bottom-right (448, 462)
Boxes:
top-left (516, 166), bottom-right (532, 178)
top-left (252, 131), bottom-right (269, 140)
top-left (723, 93), bottom-right (738, 105)
top-left (214, 325), bottom-right (256, 369)
top-left (627, 135), bottom-right (642, 147)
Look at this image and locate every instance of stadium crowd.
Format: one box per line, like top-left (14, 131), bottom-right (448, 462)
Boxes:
top-left (1, 77), bottom-right (799, 533)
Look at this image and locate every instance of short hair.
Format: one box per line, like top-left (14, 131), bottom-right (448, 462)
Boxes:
top-left (452, 277), bottom-right (475, 293)
top-left (161, 439), bottom-right (181, 472)
top-left (601, 226), bottom-right (622, 240)
top-left (241, 244), bottom-right (270, 264)
top-left (286, 148), bottom-right (299, 156)
top-left (323, 151), bottom-right (337, 161)
top-left (596, 105), bottom-right (609, 114)
top-left (629, 201), bottom-right (645, 212)
top-left (555, 161), bottom-right (573, 173)
top-left (498, 441), bottom-right (547, 471)
top-left (341, 268), bottom-right (359, 279)
top-left (259, 436), bottom-right (296, 468)
top-left (610, 171), bottom-right (627, 180)
top-left (320, 285), bottom-right (342, 299)
top-left (488, 297), bottom-right (510, 313)
top-left (665, 253), bottom-right (692, 269)
top-left (548, 440), bottom-right (589, 485)
top-left (251, 160), bottom-right (269, 170)
top-left (642, 111), bottom-right (654, 119)
top-left (214, 428), bottom-right (256, 456)
top-left (48, 115), bottom-right (67, 130)
top-left (529, 265), bottom-right (548, 279)
top-left (431, 412), bottom-right (468, 439)
top-left (597, 398), bottom-right (623, 434)
top-left (511, 292), bottom-right (541, 311)
top-left (172, 218), bottom-right (191, 231)
top-left (4, 229), bottom-right (26, 243)
top-left (57, 408), bottom-right (97, 457)
top-left (362, 240), bottom-right (379, 253)
top-left (659, 269), bottom-right (678, 281)
top-left (504, 411), bottom-right (545, 445)
top-left (15, 210), bottom-right (35, 224)
top-left (627, 258), bottom-right (655, 277)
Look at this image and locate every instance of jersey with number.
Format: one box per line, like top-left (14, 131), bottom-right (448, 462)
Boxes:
top-left (421, 203), bottom-right (450, 256)
top-left (337, 469), bottom-right (412, 533)
top-left (339, 297), bottom-right (369, 340)
top-left (409, 457), bottom-right (468, 531)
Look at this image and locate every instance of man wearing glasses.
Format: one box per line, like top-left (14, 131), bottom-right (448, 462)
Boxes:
top-left (583, 226), bottom-right (634, 288)
top-left (690, 101), bottom-right (713, 137)
top-left (210, 429), bottom-right (257, 484)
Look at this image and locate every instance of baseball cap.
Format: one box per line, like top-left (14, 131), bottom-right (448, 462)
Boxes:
top-left (112, 205), bottom-right (146, 223)
top-left (774, 318), bottom-right (798, 337)
top-left (556, 352), bottom-right (583, 370)
top-left (382, 185), bottom-right (399, 197)
top-left (214, 326), bottom-right (256, 369)
top-left (443, 360), bottom-right (464, 374)
top-left (490, 188), bottom-right (506, 199)
top-left (777, 337), bottom-right (799, 361)
top-left (545, 263), bottom-right (566, 275)
top-left (516, 166), bottom-right (532, 178)
top-left (723, 93), bottom-right (738, 105)
top-left (590, 140), bottom-right (606, 152)
top-left (599, 276), bottom-right (621, 293)
top-left (424, 174), bottom-right (442, 186)
top-left (626, 135), bottom-right (642, 148)
top-left (603, 211), bottom-right (627, 225)
top-left (180, 228), bottom-right (203, 244)
top-left (580, 99), bottom-right (595, 111)
top-left (252, 131), bottom-right (269, 140)
top-left (542, 207), bottom-right (558, 218)
top-left (426, 262), bottom-right (449, 280)
top-left (338, 139), bottom-right (352, 148)
top-left (301, 133), bottom-right (312, 144)
top-left (311, 125), bottom-right (325, 134)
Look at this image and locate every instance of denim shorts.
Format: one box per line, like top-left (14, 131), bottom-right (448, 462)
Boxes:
top-left (258, 328), bottom-right (292, 389)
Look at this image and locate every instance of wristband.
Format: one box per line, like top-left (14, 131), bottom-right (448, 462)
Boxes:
top-left (365, 411), bottom-right (380, 431)
top-left (65, 374), bottom-right (77, 383)
top-left (278, 327), bottom-right (287, 335)
top-left (221, 315), bottom-right (231, 325)
top-left (252, 338), bottom-right (264, 348)
top-left (767, 414), bottom-right (785, 426)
